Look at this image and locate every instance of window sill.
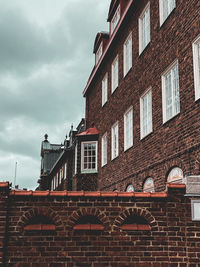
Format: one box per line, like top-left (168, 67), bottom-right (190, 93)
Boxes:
top-left (81, 170), bottom-right (98, 174)
top-left (159, 7), bottom-right (176, 28)
top-left (163, 112), bottom-right (180, 126)
top-left (140, 130), bottom-right (153, 141)
top-left (121, 224), bottom-right (150, 231)
top-left (111, 155), bottom-right (119, 162)
top-left (102, 101), bottom-right (108, 108)
top-left (139, 41), bottom-right (150, 57)
top-left (111, 86), bottom-right (118, 95)
top-left (24, 224), bottom-right (56, 231)
top-left (124, 144), bottom-right (133, 153)
top-left (123, 67), bottom-right (132, 80)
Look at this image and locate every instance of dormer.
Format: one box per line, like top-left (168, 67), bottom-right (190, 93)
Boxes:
top-left (107, 0), bottom-right (129, 35)
top-left (93, 32), bottom-right (109, 65)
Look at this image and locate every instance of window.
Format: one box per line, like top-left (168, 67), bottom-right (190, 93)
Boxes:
top-left (111, 56), bottom-right (119, 93)
top-left (111, 122), bottom-right (119, 160)
top-left (64, 163), bottom-right (67, 179)
top-left (167, 167), bottom-right (183, 183)
top-left (191, 200), bottom-right (200, 221)
top-left (139, 2), bottom-right (150, 54)
top-left (111, 6), bottom-right (120, 34)
top-left (143, 178), bottom-right (155, 192)
top-left (74, 144), bottom-right (77, 175)
top-left (126, 184), bottom-right (134, 192)
top-left (96, 42), bottom-right (103, 65)
top-left (123, 33), bottom-right (132, 76)
top-left (140, 88), bottom-right (152, 139)
top-left (124, 106), bottom-right (133, 151)
top-left (162, 60), bottom-right (180, 123)
top-left (159, 0), bottom-right (176, 26)
top-left (102, 73), bottom-right (108, 106)
top-left (101, 133), bottom-right (107, 166)
top-left (192, 34), bottom-right (200, 100)
top-left (81, 142), bottom-right (97, 173)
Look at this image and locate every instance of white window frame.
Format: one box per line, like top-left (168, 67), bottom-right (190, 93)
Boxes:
top-left (162, 60), bottom-right (180, 123)
top-left (74, 144), bottom-right (77, 175)
top-left (159, 0), bottom-right (176, 26)
top-left (111, 6), bottom-right (120, 34)
top-left (124, 106), bottom-right (133, 151)
top-left (140, 87), bottom-right (153, 139)
top-left (81, 141), bottom-right (98, 173)
top-left (192, 34), bottom-right (200, 101)
top-left (191, 200), bottom-right (200, 221)
top-left (111, 122), bottom-right (119, 160)
top-left (64, 162), bottom-right (67, 179)
top-left (95, 42), bottom-right (103, 65)
top-left (123, 32), bottom-right (132, 77)
top-left (111, 55), bottom-right (119, 93)
top-left (139, 2), bottom-right (151, 55)
top-left (101, 132), bottom-right (107, 167)
top-left (102, 73), bottom-right (108, 106)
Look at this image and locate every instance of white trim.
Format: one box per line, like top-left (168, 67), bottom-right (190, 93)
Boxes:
top-left (64, 162), bottom-right (67, 179)
top-left (74, 144), bottom-right (77, 175)
top-left (124, 106), bottom-right (133, 151)
top-left (111, 5), bottom-right (120, 34)
top-left (140, 87), bottom-right (152, 139)
top-left (111, 121), bottom-right (119, 160)
top-left (102, 73), bottom-right (108, 106)
top-left (192, 34), bottom-right (200, 101)
top-left (139, 2), bottom-right (150, 55)
top-left (81, 141), bottom-right (98, 173)
top-left (161, 59), bottom-right (180, 123)
top-left (191, 199), bottom-right (200, 221)
top-left (123, 32), bottom-right (132, 77)
top-left (111, 55), bottom-right (119, 93)
top-left (101, 132), bottom-right (107, 167)
top-left (95, 42), bottom-right (103, 65)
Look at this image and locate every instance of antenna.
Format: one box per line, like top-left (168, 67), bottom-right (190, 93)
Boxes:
top-left (14, 162), bottom-right (17, 187)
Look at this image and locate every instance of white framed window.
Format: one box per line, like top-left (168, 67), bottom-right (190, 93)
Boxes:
top-left (111, 122), bottom-right (119, 160)
top-left (56, 173), bottom-right (59, 188)
top-left (139, 2), bottom-right (150, 55)
top-left (74, 144), bottom-right (77, 175)
top-left (143, 178), bottom-right (155, 192)
top-left (167, 167), bottom-right (183, 183)
top-left (126, 184), bottom-right (134, 192)
top-left (101, 133), bottom-right (107, 167)
top-left (64, 163), bottom-right (67, 179)
top-left (81, 141), bottom-right (97, 173)
top-left (140, 87), bottom-right (152, 139)
top-left (191, 200), bottom-right (200, 221)
top-left (51, 179), bottom-right (53, 191)
top-left (111, 6), bottom-right (120, 34)
top-left (162, 60), bottom-right (180, 123)
top-left (192, 34), bottom-right (200, 101)
top-left (102, 73), bottom-right (108, 106)
top-left (123, 32), bottom-right (132, 76)
top-left (124, 106), bottom-right (133, 151)
top-left (95, 42), bottom-right (103, 65)
top-left (159, 0), bottom-right (176, 26)
top-left (111, 55), bottom-right (119, 93)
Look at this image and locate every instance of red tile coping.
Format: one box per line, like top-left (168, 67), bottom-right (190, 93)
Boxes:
top-left (24, 224), bottom-right (56, 231)
top-left (0, 182), bottom-right (9, 187)
top-left (6, 183), bottom-right (186, 197)
top-left (73, 224), bottom-right (105, 230)
top-left (121, 224), bottom-right (150, 231)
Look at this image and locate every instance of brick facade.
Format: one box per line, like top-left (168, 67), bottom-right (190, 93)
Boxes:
top-left (1, 182), bottom-right (200, 266)
top-left (84, 0), bottom-right (200, 191)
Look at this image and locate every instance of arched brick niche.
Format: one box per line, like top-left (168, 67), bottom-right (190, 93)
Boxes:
top-left (113, 208), bottom-right (158, 232)
top-left (16, 207), bottom-right (63, 233)
top-left (67, 208), bottom-right (109, 231)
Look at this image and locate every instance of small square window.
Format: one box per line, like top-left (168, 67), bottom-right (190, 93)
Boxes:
top-left (81, 142), bottom-right (98, 173)
top-left (191, 200), bottom-right (200, 221)
top-left (139, 2), bottom-right (150, 54)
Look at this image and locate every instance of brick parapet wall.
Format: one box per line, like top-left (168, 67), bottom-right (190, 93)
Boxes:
top-left (1, 182), bottom-right (200, 266)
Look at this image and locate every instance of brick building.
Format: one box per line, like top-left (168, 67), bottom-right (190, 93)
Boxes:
top-left (38, 0), bottom-right (200, 193)
top-left (1, 181), bottom-right (200, 266)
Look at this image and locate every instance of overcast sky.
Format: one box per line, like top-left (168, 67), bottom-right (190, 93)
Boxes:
top-left (0, 0), bottom-right (110, 190)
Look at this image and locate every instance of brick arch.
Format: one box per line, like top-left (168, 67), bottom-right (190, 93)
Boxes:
top-left (67, 208), bottom-right (109, 230)
top-left (113, 208), bottom-right (159, 232)
top-left (16, 207), bottom-right (63, 233)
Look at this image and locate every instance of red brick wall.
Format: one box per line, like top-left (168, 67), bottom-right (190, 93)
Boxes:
top-left (85, 0), bottom-right (200, 191)
top-left (1, 183), bottom-right (200, 266)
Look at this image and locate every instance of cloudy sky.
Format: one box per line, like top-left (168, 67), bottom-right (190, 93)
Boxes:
top-left (0, 0), bottom-right (110, 189)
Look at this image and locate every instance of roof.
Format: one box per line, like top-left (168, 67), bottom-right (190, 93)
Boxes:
top-left (107, 0), bottom-right (119, 22)
top-left (93, 32), bottom-right (109, 53)
top-left (76, 126), bottom-right (99, 136)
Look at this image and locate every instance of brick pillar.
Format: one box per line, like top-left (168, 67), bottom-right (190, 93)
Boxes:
top-left (0, 182), bottom-right (9, 266)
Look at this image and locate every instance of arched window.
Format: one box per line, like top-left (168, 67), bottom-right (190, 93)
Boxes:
top-left (121, 215), bottom-right (150, 231)
top-left (126, 184), bottom-right (134, 192)
top-left (24, 215), bottom-right (55, 231)
top-left (143, 178), bottom-right (155, 192)
top-left (73, 215), bottom-right (104, 231)
top-left (167, 167), bottom-right (184, 183)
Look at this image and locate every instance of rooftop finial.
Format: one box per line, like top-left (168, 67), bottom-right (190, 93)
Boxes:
top-left (44, 134), bottom-right (48, 141)
top-left (71, 124), bottom-right (73, 131)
